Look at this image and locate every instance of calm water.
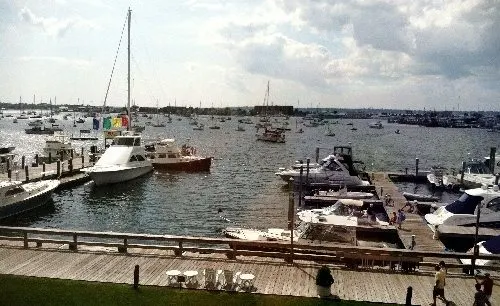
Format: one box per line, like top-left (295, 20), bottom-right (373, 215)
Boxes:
top-left (1, 112), bottom-right (499, 237)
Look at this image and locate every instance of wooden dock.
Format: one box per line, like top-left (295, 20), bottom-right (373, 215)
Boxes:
top-left (370, 173), bottom-right (455, 265)
top-left (437, 225), bottom-right (500, 240)
top-left (0, 240), bottom-right (498, 305)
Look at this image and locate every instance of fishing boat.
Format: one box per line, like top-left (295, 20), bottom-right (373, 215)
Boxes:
top-left (81, 9), bottom-right (153, 186)
top-left (425, 185), bottom-right (500, 229)
top-left (145, 139), bottom-right (211, 171)
top-left (256, 127), bottom-right (285, 143)
top-left (369, 121), bottom-right (383, 129)
top-left (40, 134), bottom-right (74, 163)
top-left (0, 180), bottom-right (60, 219)
top-left (275, 146), bottom-right (370, 187)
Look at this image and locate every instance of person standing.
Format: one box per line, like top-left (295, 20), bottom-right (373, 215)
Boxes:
top-left (473, 283), bottom-right (492, 306)
top-left (396, 209), bottom-right (405, 229)
top-left (476, 273), bottom-right (493, 302)
top-left (431, 264), bottom-right (449, 306)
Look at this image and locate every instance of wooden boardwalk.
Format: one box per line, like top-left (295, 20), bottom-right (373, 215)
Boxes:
top-left (0, 241), bottom-right (498, 305)
top-left (371, 173), bottom-right (456, 266)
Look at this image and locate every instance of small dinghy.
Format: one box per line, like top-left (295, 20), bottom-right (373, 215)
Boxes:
top-left (403, 192), bottom-right (439, 202)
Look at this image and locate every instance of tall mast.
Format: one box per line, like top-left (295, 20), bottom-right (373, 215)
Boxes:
top-left (127, 8), bottom-right (131, 131)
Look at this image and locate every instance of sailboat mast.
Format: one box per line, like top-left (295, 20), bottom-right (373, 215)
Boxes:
top-left (127, 8), bottom-right (131, 131)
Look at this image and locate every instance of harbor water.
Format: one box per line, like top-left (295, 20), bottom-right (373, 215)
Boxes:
top-left (1, 113), bottom-right (499, 237)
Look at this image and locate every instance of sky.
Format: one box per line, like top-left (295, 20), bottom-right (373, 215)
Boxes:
top-left (0, 0), bottom-right (499, 111)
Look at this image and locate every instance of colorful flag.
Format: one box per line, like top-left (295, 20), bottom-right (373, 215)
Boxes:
top-left (112, 117), bottom-right (122, 128)
top-left (93, 117), bottom-right (100, 130)
top-left (121, 115), bottom-right (129, 127)
top-left (103, 117), bottom-right (112, 130)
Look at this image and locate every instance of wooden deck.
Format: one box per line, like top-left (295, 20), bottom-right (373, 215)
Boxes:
top-left (371, 173), bottom-right (456, 266)
top-left (0, 241), bottom-right (498, 305)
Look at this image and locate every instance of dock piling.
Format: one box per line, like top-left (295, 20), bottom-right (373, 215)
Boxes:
top-left (133, 265), bottom-right (139, 289)
top-left (405, 286), bottom-right (412, 306)
top-left (490, 147), bottom-right (496, 174)
top-left (57, 161), bottom-right (61, 177)
top-left (35, 154), bottom-right (39, 166)
top-left (306, 158), bottom-right (310, 185)
top-left (287, 178), bottom-right (294, 230)
top-left (7, 169), bottom-right (11, 180)
top-left (68, 159), bottom-right (73, 172)
top-left (49, 152), bottom-right (52, 164)
top-left (415, 158), bottom-right (419, 176)
top-left (24, 166), bottom-right (29, 182)
top-left (21, 156), bottom-right (25, 169)
top-left (460, 161), bottom-right (466, 186)
top-left (315, 147), bottom-right (320, 163)
top-left (298, 166), bottom-right (303, 207)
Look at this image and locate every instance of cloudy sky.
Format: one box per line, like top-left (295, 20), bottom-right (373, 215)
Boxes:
top-left (1, 0), bottom-right (499, 110)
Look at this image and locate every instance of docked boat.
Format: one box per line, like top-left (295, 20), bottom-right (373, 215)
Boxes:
top-left (297, 199), bottom-right (390, 226)
top-left (222, 227), bottom-right (301, 242)
top-left (315, 188), bottom-right (375, 199)
top-left (40, 134), bottom-right (74, 162)
top-left (256, 128), bottom-right (285, 143)
top-left (403, 192), bottom-right (440, 202)
top-left (369, 121), bottom-right (383, 129)
top-left (427, 166), bottom-right (447, 188)
top-left (145, 139), bottom-right (211, 171)
top-left (275, 146), bottom-right (370, 186)
top-left (425, 185), bottom-right (500, 229)
top-left (0, 180), bottom-right (60, 219)
top-left (82, 132), bottom-right (153, 186)
top-left (459, 236), bottom-right (500, 268)
top-left (25, 125), bottom-right (62, 135)
top-left (193, 123), bottom-right (204, 130)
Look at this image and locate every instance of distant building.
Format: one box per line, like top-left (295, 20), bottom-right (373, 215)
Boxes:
top-left (254, 105), bottom-right (293, 116)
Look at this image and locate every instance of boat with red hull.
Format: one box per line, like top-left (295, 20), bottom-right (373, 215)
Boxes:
top-left (145, 139), bottom-right (212, 171)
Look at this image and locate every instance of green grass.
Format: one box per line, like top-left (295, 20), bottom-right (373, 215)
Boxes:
top-left (0, 274), bottom-right (401, 306)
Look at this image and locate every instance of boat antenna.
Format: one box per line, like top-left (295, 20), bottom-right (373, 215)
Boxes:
top-left (127, 7), bottom-right (131, 131)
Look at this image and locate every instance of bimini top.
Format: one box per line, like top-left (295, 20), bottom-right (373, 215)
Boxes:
top-left (483, 235), bottom-right (500, 254)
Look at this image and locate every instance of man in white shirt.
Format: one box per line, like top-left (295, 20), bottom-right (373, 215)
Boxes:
top-left (431, 264), bottom-right (449, 306)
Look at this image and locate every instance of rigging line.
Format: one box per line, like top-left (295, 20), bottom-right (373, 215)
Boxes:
top-left (102, 11), bottom-right (129, 109)
top-left (130, 55), bottom-right (157, 105)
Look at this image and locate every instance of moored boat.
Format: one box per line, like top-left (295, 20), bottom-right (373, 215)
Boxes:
top-left (0, 180), bottom-right (60, 219)
top-left (256, 128), bottom-right (285, 143)
top-left (145, 139), bottom-right (212, 171)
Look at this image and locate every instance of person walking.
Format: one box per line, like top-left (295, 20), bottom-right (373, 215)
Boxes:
top-left (473, 283), bottom-right (491, 306)
top-left (476, 273), bottom-right (493, 302)
top-left (431, 264), bottom-right (449, 306)
top-left (396, 209), bottom-right (405, 229)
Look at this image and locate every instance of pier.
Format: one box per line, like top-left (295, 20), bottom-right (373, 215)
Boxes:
top-left (0, 226), bottom-right (499, 305)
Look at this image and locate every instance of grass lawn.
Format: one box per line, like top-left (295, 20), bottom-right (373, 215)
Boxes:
top-left (0, 274), bottom-right (401, 306)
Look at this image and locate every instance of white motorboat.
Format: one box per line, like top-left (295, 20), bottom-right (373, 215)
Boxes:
top-left (0, 180), bottom-right (60, 218)
top-left (427, 166), bottom-right (446, 188)
top-left (82, 132), bottom-right (153, 186)
top-left (444, 160), bottom-right (497, 189)
top-left (256, 128), bottom-right (285, 143)
top-left (145, 139), bottom-right (212, 171)
top-left (316, 188), bottom-right (374, 199)
top-left (40, 134), bottom-right (74, 162)
top-left (222, 227), bottom-right (301, 242)
top-left (297, 199), bottom-right (389, 226)
top-left (275, 146), bottom-right (370, 186)
top-left (425, 185), bottom-right (500, 229)
top-left (368, 121), bottom-right (383, 129)
top-left (459, 236), bottom-right (500, 268)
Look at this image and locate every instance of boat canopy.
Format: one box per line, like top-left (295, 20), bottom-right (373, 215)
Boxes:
top-left (445, 192), bottom-right (483, 215)
top-left (95, 147), bottom-right (135, 166)
top-left (483, 236), bottom-right (500, 254)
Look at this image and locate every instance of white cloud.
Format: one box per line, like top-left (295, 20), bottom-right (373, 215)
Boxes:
top-left (17, 56), bottom-right (92, 69)
top-left (18, 6), bottom-right (96, 38)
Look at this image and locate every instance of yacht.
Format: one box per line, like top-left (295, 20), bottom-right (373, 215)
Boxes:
top-left (424, 185), bottom-right (500, 229)
top-left (369, 121), bottom-right (383, 129)
top-left (275, 146), bottom-right (370, 186)
top-left (40, 134), bottom-right (74, 163)
top-left (297, 199), bottom-right (390, 226)
top-left (82, 132), bottom-right (153, 186)
top-left (256, 128), bottom-right (285, 143)
top-left (144, 139), bottom-right (212, 171)
top-left (444, 159), bottom-right (497, 189)
top-left (0, 180), bottom-right (60, 219)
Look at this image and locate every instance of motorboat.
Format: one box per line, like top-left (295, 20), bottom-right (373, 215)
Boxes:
top-left (297, 199), bottom-right (389, 226)
top-left (40, 134), bottom-right (74, 163)
top-left (403, 192), bottom-right (440, 202)
top-left (81, 132), bottom-right (153, 186)
top-left (444, 160), bottom-right (497, 189)
top-left (369, 121), bottom-right (383, 129)
top-left (459, 236), bottom-right (500, 268)
top-left (427, 166), bottom-right (450, 188)
top-left (316, 188), bottom-right (375, 200)
top-left (193, 123), bottom-right (204, 130)
top-left (275, 146), bottom-right (370, 186)
top-left (222, 227), bottom-right (301, 242)
top-left (0, 180), bottom-right (60, 219)
top-left (424, 185), bottom-right (500, 229)
top-left (256, 128), bottom-right (285, 143)
top-left (25, 125), bottom-right (62, 135)
top-left (145, 139), bottom-right (212, 171)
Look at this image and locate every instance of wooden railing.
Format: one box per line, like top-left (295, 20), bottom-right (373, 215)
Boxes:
top-left (0, 226), bottom-right (499, 273)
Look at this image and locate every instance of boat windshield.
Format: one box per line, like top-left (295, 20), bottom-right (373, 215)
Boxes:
top-left (445, 193), bottom-right (483, 214)
top-left (113, 137), bottom-right (139, 146)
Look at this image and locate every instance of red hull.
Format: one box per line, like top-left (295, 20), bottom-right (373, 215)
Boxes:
top-left (152, 157), bottom-right (212, 172)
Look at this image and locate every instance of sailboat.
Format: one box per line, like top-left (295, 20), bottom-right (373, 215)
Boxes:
top-left (82, 8), bottom-right (153, 186)
top-left (325, 122), bottom-right (335, 137)
top-left (152, 100), bottom-right (165, 127)
top-left (256, 81), bottom-right (285, 143)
